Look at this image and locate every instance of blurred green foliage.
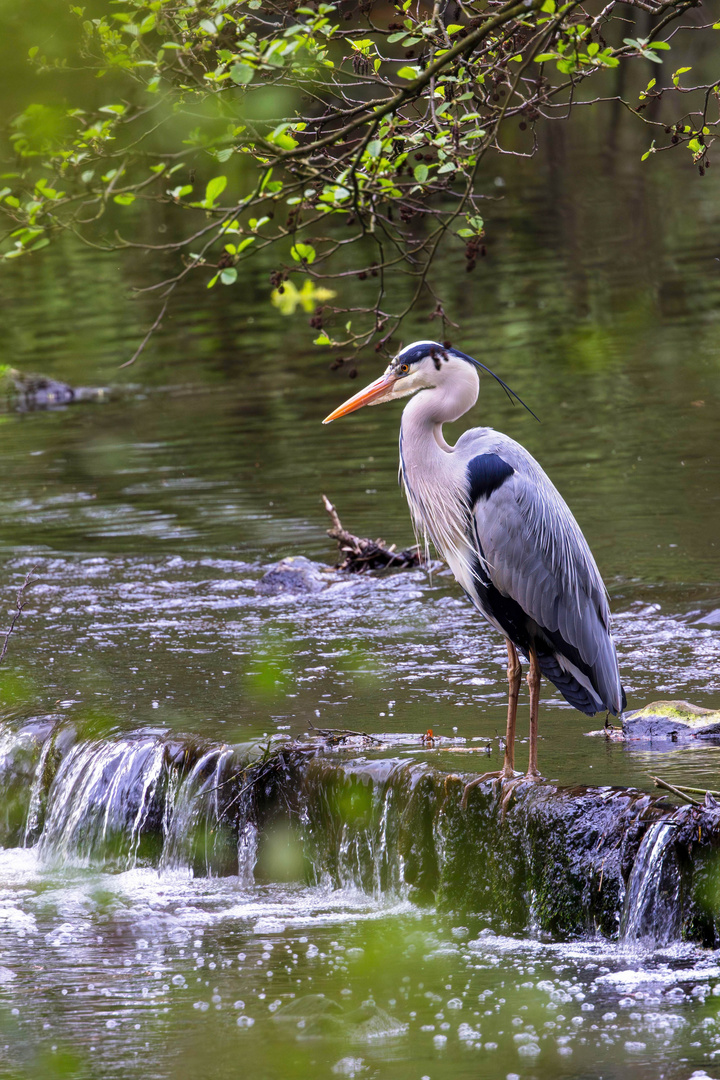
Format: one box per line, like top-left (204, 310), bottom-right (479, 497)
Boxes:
top-left (0, 0), bottom-right (717, 363)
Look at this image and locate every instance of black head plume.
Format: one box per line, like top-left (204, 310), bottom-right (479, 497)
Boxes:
top-left (448, 348), bottom-right (540, 423)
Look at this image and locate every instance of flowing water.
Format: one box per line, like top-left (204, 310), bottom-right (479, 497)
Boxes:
top-left (0, 109), bottom-right (718, 1078)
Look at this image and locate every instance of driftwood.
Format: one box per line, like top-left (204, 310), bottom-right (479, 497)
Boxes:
top-left (651, 775), bottom-right (703, 807)
top-left (322, 494), bottom-right (423, 573)
top-left (651, 775), bottom-right (720, 808)
top-left (307, 720), bottom-right (383, 746)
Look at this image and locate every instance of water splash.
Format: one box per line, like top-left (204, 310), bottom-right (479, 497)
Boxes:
top-left (620, 821), bottom-right (682, 948)
top-left (237, 821), bottom-right (259, 887)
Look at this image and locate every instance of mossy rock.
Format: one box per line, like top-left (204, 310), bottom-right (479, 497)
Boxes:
top-left (624, 700), bottom-right (720, 742)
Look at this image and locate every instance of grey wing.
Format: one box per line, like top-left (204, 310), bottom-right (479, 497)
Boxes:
top-left (471, 464), bottom-right (624, 716)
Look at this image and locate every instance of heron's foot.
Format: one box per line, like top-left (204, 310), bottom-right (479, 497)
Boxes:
top-left (499, 779), bottom-right (521, 814)
top-left (460, 768), bottom-right (519, 810)
top-left (460, 770), bottom-right (503, 810)
top-left (498, 769), bottom-right (544, 813)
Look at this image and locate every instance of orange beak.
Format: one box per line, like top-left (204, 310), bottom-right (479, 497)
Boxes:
top-left (322, 372), bottom-right (398, 424)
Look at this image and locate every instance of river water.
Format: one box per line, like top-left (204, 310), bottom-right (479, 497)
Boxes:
top-left (0, 113), bottom-right (718, 1078)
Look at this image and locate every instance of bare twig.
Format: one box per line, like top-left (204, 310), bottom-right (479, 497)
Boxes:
top-left (118, 295), bottom-right (172, 369)
top-left (0, 565), bottom-right (39, 665)
top-left (650, 775), bottom-right (702, 807)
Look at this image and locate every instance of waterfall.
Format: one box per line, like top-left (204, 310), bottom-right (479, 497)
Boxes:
top-left (303, 759), bottom-right (414, 898)
top-left (161, 745), bottom-right (244, 876)
top-left (0, 715), bottom-right (712, 946)
top-left (38, 736), bottom-right (167, 867)
top-left (620, 821), bottom-right (681, 947)
top-left (0, 717), bottom-right (277, 875)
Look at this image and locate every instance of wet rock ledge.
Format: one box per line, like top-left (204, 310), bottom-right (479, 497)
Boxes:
top-left (0, 716), bottom-right (719, 948)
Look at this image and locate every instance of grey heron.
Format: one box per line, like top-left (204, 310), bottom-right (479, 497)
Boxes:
top-left (323, 340), bottom-right (625, 785)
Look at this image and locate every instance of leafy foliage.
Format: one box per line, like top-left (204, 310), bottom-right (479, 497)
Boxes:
top-left (0, 0), bottom-right (717, 363)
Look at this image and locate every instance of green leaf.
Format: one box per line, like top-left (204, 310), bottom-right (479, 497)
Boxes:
top-left (267, 125), bottom-right (298, 151)
top-left (290, 242), bottom-right (316, 263)
top-left (220, 268), bottom-right (237, 285)
top-left (205, 175), bottom-right (227, 206)
top-left (230, 62), bottom-right (254, 85)
top-left (113, 193), bottom-right (135, 205)
top-left (396, 66), bottom-right (419, 80)
top-left (672, 66), bottom-right (691, 85)
top-left (413, 163), bottom-right (428, 182)
top-left (387, 31), bottom-right (406, 42)
top-left (367, 139), bottom-right (382, 158)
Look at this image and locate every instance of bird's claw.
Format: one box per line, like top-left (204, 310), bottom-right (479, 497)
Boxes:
top-left (460, 769), bottom-right (521, 811)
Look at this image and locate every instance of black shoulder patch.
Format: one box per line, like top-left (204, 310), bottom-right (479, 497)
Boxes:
top-left (466, 454), bottom-right (514, 505)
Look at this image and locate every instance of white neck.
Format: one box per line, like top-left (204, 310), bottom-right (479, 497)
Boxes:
top-left (400, 362), bottom-right (479, 452)
top-left (398, 364), bottom-right (480, 582)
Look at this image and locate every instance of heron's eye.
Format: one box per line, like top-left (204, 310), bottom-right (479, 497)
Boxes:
top-left (400, 363), bottom-right (410, 374)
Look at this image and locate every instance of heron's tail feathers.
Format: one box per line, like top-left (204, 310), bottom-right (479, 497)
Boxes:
top-left (536, 654), bottom-right (600, 715)
top-left (536, 651), bottom-right (626, 717)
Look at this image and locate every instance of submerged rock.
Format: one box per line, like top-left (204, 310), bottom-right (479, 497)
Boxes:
top-left (624, 700), bottom-right (720, 743)
top-left (258, 556), bottom-right (334, 593)
top-left (273, 995), bottom-right (406, 1040)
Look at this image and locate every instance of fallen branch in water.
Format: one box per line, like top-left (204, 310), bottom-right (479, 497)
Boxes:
top-left (0, 565), bottom-right (38, 665)
top-left (308, 719), bottom-right (383, 746)
top-left (322, 494), bottom-right (423, 573)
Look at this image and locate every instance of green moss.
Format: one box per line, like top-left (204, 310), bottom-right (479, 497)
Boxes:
top-left (629, 699), bottom-right (720, 727)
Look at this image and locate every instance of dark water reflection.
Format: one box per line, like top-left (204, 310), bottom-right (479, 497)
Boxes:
top-left (0, 118), bottom-right (718, 1078)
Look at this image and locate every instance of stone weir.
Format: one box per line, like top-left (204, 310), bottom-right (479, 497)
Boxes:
top-left (1, 715), bottom-right (719, 948)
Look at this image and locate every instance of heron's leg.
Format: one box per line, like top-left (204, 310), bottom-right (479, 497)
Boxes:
top-left (526, 647), bottom-right (542, 780)
top-left (501, 640), bottom-right (522, 779)
top-left (461, 640), bottom-right (522, 810)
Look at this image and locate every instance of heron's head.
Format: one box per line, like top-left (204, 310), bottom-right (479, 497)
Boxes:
top-left (322, 341), bottom-right (478, 425)
top-left (322, 340), bottom-right (537, 425)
